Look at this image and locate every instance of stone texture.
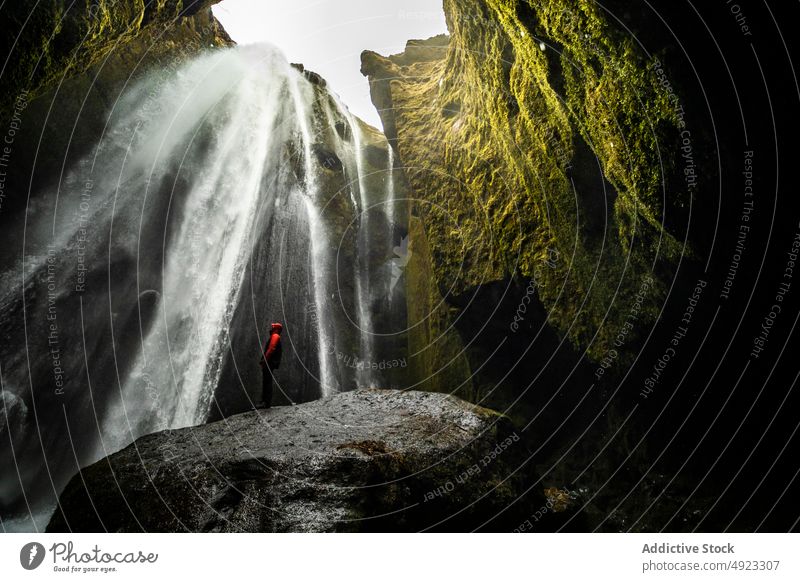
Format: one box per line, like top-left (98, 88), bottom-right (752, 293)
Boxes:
top-left (47, 389), bottom-right (542, 532)
top-left (361, 1), bottom-right (693, 363)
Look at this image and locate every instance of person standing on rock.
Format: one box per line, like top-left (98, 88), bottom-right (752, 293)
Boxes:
top-left (258, 322), bottom-right (283, 408)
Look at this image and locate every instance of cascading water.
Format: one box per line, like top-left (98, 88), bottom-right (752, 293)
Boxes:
top-left (337, 103), bottom-right (376, 389)
top-left (284, 69), bottom-right (337, 398)
top-left (99, 50), bottom-right (286, 450)
top-left (0, 44), bottom-right (401, 529)
top-left (386, 145), bottom-right (396, 235)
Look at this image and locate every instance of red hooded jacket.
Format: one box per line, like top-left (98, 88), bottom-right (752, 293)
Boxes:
top-left (260, 323), bottom-right (283, 368)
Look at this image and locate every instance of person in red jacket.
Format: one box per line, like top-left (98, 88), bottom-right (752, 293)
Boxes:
top-left (258, 322), bottom-right (283, 408)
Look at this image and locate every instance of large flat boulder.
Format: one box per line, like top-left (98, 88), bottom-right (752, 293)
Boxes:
top-left (47, 390), bottom-right (540, 532)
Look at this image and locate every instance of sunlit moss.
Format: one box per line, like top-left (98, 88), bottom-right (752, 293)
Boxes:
top-left (1, 0), bottom-right (228, 120)
top-left (365, 0), bottom-right (689, 360)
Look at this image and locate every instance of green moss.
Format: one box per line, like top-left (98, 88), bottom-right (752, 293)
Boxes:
top-left (1, 0), bottom-right (228, 121)
top-left (364, 0), bottom-right (690, 360)
top-left (406, 217), bottom-right (474, 395)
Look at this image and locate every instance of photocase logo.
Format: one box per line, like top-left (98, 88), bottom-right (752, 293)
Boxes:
top-left (20, 542), bottom-right (46, 570)
top-left (390, 235), bottom-right (412, 293)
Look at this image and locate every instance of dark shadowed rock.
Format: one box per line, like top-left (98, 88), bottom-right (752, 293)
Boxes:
top-left (290, 62), bottom-right (327, 87)
top-left (312, 143), bottom-right (344, 172)
top-left (47, 390), bottom-right (543, 532)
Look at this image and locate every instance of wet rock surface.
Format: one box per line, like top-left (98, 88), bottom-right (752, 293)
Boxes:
top-left (48, 390), bottom-right (544, 532)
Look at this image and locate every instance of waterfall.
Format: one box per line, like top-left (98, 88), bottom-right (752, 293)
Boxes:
top-left (0, 44), bottom-right (399, 528)
top-left (385, 144), bottom-right (398, 307)
top-left (321, 93), bottom-right (396, 390)
top-left (302, 197), bottom-right (335, 397)
top-left (285, 70), bottom-right (337, 397)
top-left (93, 46), bottom-right (336, 451)
top-left (100, 52), bottom-right (280, 447)
top-left (341, 108), bottom-right (376, 389)
top-left (386, 145), bottom-right (396, 232)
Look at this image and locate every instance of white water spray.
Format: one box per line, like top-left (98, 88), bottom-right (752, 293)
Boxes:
top-left (0, 44), bottom-right (402, 523)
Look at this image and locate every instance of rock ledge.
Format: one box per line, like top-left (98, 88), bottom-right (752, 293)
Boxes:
top-left (48, 390), bottom-right (534, 532)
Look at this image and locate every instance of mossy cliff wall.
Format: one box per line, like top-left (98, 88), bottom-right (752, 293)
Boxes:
top-left (0, 1), bottom-right (231, 223)
top-left (0, 0), bottom-right (229, 119)
top-left (362, 0), bottom-right (694, 378)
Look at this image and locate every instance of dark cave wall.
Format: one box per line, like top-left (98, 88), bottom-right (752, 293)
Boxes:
top-left (359, 0), bottom-right (733, 529)
top-left (361, 0), bottom-right (706, 369)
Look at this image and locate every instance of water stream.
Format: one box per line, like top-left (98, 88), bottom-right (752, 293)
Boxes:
top-left (0, 44), bottom-right (399, 528)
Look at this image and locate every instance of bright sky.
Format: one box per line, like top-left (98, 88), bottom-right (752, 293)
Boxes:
top-left (211, 0), bottom-right (448, 129)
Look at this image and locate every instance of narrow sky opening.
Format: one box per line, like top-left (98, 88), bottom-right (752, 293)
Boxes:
top-left (212, 0), bottom-right (448, 129)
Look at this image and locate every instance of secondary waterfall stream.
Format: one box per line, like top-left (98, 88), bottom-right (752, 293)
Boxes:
top-left (0, 44), bottom-right (401, 528)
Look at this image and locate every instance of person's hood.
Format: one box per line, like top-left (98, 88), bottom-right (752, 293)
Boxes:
top-left (270, 322), bottom-right (283, 334)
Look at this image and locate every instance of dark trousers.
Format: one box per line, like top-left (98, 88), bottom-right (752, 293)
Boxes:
top-left (261, 367), bottom-right (274, 408)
